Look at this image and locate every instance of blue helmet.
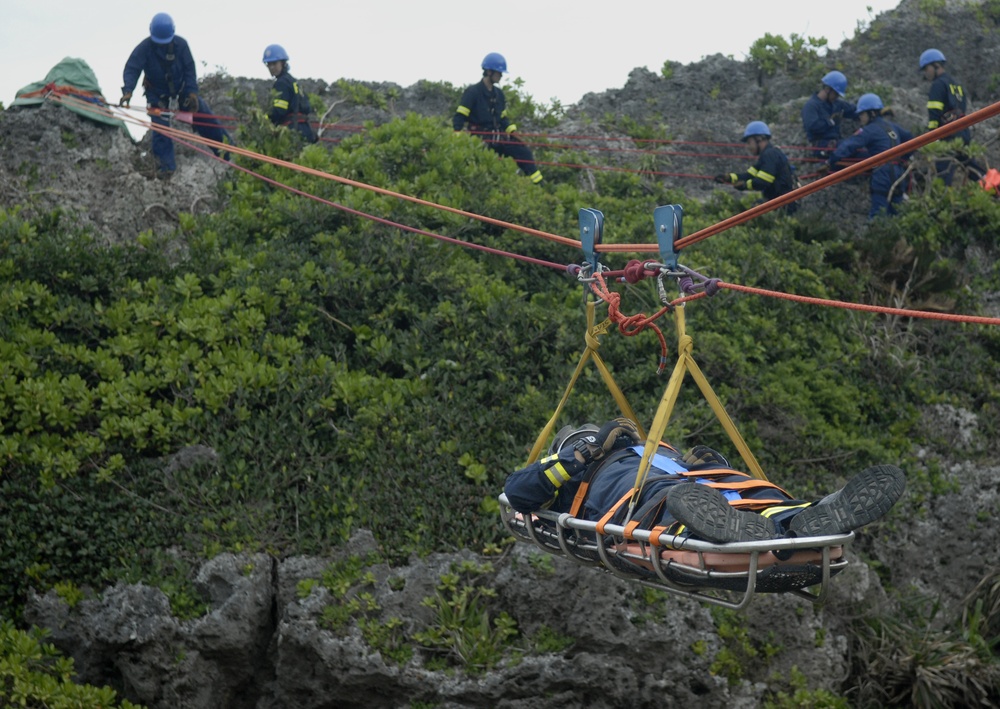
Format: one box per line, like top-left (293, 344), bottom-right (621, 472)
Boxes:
top-left (742, 120), bottom-right (771, 141)
top-left (857, 93), bottom-right (884, 113)
top-left (821, 70), bottom-right (847, 96)
top-left (262, 44), bottom-right (289, 64)
top-left (482, 52), bottom-right (507, 73)
top-left (149, 13), bottom-right (175, 44)
top-left (919, 48), bottom-right (946, 69)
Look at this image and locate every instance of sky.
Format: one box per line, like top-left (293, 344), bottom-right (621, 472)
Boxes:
top-left (2, 0), bottom-right (902, 120)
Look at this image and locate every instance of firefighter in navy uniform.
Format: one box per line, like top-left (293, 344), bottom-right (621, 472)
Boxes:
top-left (262, 44), bottom-right (317, 144)
top-left (453, 53), bottom-right (543, 184)
top-left (800, 70), bottom-right (858, 155)
top-left (503, 419), bottom-right (905, 545)
top-left (120, 13), bottom-right (232, 178)
top-left (829, 93), bottom-right (914, 219)
top-left (715, 121), bottom-right (797, 213)
top-left (920, 48), bottom-right (983, 184)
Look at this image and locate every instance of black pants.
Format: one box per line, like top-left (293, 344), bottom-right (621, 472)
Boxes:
top-left (483, 133), bottom-right (542, 182)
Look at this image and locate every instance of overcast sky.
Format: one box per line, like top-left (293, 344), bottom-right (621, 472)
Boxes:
top-left (3, 0), bottom-right (901, 115)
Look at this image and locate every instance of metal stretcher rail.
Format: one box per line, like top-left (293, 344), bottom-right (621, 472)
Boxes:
top-left (500, 493), bottom-right (852, 610)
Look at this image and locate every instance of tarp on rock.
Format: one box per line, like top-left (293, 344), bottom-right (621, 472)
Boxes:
top-left (12, 56), bottom-right (124, 128)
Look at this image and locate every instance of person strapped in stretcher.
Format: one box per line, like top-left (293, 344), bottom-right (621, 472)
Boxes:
top-left (503, 419), bottom-right (905, 544)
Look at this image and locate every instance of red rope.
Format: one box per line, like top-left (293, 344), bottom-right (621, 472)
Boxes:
top-left (589, 271), bottom-right (670, 373)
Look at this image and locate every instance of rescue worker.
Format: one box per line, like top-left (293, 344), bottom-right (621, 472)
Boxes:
top-left (262, 44), bottom-right (317, 144)
top-left (120, 13), bottom-right (232, 179)
top-left (828, 93), bottom-right (914, 219)
top-left (453, 53), bottom-right (543, 184)
top-left (504, 419), bottom-right (905, 544)
top-left (919, 48), bottom-right (983, 184)
top-left (714, 121), bottom-right (797, 213)
top-left (801, 70), bottom-right (858, 155)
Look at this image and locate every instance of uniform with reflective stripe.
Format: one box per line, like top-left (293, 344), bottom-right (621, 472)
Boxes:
top-left (504, 443), bottom-right (815, 535)
top-left (452, 79), bottom-right (542, 182)
top-left (732, 143), bottom-right (795, 201)
top-left (926, 72), bottom-right (969, 143)
top-left (830, 116), bottom-right (913, 217)
top-left (269, 68), bottom-right (316, 143)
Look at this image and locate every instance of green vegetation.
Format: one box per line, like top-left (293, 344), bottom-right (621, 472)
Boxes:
top-left (747, 33), bottom-right (828, 80)
top-left (851, 575), bottom-right (1000, 707)
top-left (2, 95), bottom-right (1000, 700)
top-left (0, 621), bottom-right (143, 708)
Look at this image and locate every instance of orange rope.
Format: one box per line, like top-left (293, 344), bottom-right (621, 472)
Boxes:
top-left (61, 94), bottom-right (581, 250)
top-left (598, 98), bottom-right (1000, 253)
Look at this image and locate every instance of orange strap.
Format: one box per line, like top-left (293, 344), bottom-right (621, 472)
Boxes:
top-left (595, 490), bottom-right (636, 535)
top-left (569, 482), bottom-right (591, 518)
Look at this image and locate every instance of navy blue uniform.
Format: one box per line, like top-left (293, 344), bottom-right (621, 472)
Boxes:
top-left (926, 72), bottom-right (982, 184)
top-left (728, 143), bottom-right (796, 202)
top-left (269, 69), bottom-right (317, 143)
top-left (122, 35), bottom-right (232, 173)
top-left (504, 445), bottom-right (809, 536)
top-left (453, 80), bottom-right (542, 183)
top-left (829, 116), bottom-right (913, 218)
top-left (801, 93), bottom-right (858, 149)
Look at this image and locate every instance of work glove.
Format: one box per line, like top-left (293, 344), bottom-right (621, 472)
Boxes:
top-left (184, 93), bottom-right (199, 112)
top-left (682, 445), bottom-right (730, 469)
top-left (713, 173), bottom-right (730, 184)
top-left (572, 418), bottom-right (641, 464)
top-left (119, 92), bottom-right (132, 108)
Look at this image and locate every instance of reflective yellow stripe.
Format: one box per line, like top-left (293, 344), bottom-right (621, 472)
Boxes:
top-left (759, 503), bottom-right (810, 518)
top-left (501, 109), bottom-right (508, 118)
top-left (927, 100), bottom-right (945, 110)
top-left (456, 105), bottom-right (471, 116)
top-left (506, 124), bottom-right (517, 133)
top-left (754, 170), bottom-right (776, 184)
top-left (529, 170), bottom-right (543, 183)
top-left (274, 99), bottom-right (289, 109)
top-left (728, 173), bottom-right (737, 183)
top-left (746, 179), bottom-right (754, 190)
top-left (928, 120), bottom-right (940, 129)
top-left (544, 461), bottom-right (572, 488)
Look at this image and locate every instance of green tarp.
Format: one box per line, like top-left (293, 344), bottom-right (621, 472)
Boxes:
top-left (11, 56), bottom-right (125, 128)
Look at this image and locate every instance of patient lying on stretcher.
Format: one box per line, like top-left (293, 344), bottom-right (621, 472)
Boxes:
top-left (503, 419), bottom-right (905, 544)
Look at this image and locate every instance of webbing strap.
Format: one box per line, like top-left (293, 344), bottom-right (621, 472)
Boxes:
top-left (628, 305), bottom-right (766, 519)
top-left (595, 489), bottom-right (635, 535)
top-left (526, 300), bottom-right (646, 463)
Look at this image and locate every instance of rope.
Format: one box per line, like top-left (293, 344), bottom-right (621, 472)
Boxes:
top-left (102, 99), bottom-right (580, 249)
top-left (47, 92), bottom-right (1000, 331)
top-left (589, 271), bottom-right (670, 373)
top-left (598, 98), bottom-right (1000, 253)
top-left (159, 127), bottom-right (570, 272)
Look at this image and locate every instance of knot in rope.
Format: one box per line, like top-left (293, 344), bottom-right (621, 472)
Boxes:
top-left (589, 271), bottom-right (670, 374)
top-left (677, 333), bottom-right (694, 356)
top-left (705, 278), bottom-right (722, 296)
top-left (623, 259), bottom-right (648, 284)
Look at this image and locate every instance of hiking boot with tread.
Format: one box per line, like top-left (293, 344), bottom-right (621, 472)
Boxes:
top-left (664, 482), bottom-right (777, 544)
top-left (789, 464), bottom-right (905, 538)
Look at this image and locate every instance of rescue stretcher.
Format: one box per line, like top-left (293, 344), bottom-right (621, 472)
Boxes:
top-left (500, 206), bottom-right (856, 610)
top-left (500, 493), bottom-right (851, 610)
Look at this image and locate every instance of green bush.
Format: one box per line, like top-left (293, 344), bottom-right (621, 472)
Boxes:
top-left (0, 621), bottom-right (143, 708)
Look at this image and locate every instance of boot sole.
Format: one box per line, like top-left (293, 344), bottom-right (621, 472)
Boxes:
top-left (664, 482), bottom-right (777, 543)
top-left (789, 465), bottom-right (905, 537)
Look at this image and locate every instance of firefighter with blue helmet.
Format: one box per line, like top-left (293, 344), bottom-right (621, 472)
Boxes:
top-left (453, 53), bottom-right (543, 184)
top-left (262, 44), bottom-right (317, 144)
top-left (828, 93), bottom-right (914, 218)
top-left (120, 13), bottom-right (233, 178)
top-left (714, 121), bottom-right (797, 213)
top-left (801, 70), bottom-right (858, 155)
top-left (919, 48), bottom-right (983, 184)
